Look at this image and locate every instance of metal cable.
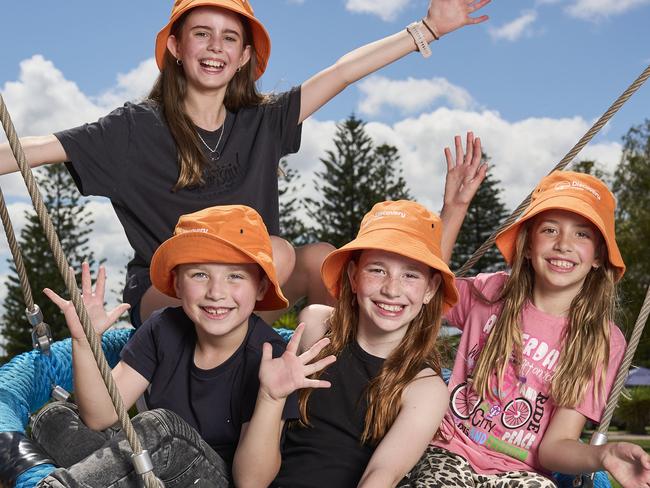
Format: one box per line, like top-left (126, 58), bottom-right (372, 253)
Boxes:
top-left (0, 189), bottom-right (34, 310)
top-left (597, 285), bottom-right (650, 434)
top-left (0, 94), bottom-right (161, 488)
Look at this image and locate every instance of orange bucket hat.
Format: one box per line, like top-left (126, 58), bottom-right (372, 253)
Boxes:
top-left (155, 0), bottom-right (271, 80)
top-left (495, 170), bottom-right (625, 281)
top-left (150, 205), bottom-right (288, 310)
top-left (321, 200), bottom-right (459, 312)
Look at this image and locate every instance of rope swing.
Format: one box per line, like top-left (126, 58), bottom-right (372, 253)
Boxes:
top-left (0, 93), bottom-right (163, 488)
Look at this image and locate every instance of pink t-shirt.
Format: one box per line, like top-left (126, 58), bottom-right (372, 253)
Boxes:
top-left (432, 272), bottom-right (625, 475)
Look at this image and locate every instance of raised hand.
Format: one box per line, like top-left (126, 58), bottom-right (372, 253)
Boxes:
top-left (259, 323), bottom-right (336, 402)
top-left (426, 0), bottom-right (491, 38)
top-left (44, 262), bottom-right (130, 341)
top-left (602, 442), bottom-right (650, 488)
top-left (443, 131), bottom-right (488, 208)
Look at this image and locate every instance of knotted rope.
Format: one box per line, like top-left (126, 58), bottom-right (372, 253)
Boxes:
top-left (0, 93), bottom-right (161, 488)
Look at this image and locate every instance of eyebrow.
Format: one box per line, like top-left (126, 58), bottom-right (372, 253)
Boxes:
top-left (538, 219), bottom-right (593, 229)
top-left (189, 25), bottom-right (242, 36)
top-left (365, 261), bottom-right (425, 272)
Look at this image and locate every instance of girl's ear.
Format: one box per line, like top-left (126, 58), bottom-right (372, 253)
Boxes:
top-left (423, 273), bottom-right (442, 305)
top-left (172, 268), bottom-right (181, 297)
top-left (238, 45), bottom-right (252, 71)
top-left (256, 276), bottom-right (270, 301)
top-left (167, 35), bottom-right (180, 60)
top-left (346, 260), bottom-right (358, 294)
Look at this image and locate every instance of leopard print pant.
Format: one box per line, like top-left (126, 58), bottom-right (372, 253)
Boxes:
top-left (397, 446), bottom-right (557, 488)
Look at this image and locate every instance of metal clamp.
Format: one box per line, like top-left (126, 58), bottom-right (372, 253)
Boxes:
top-left (589, 431), bottom-right (608, 446)
top-left (51, 385), bottom-right (70, 402)
top-left (25, 305), bottom-right (43, 326)
top-left (132, 450), bottom-right (154, 475)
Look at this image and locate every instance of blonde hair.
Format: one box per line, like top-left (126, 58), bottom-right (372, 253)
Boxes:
top-left (471, 219), bottom-right (618, 407)
top-left (298, 254), bottom-right (446, 445)
top-left (147, 10), bottom-right (267, 190)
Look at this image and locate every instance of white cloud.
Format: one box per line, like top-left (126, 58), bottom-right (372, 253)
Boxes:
top-left (357, 76), bottom-right (475, 116)
top-left (0, 54), bottom-right (157, 196)
top-left (345, 0), bottom-right (410, 21)
top-left (94, 58), bottom-right (158, 109)
top-left (287, 109), bottom-right (622, 218)
top-left (489, 11), bottom-right (538, 41)
top-left (0, 55), bottom-right (625, 319)
top-left (565, 0), bottom-right (650, 20)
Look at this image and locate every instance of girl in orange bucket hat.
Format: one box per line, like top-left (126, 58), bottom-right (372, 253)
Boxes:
top-left (406, 167), bottom-right (650, 487)
top-left (0, 0), bottom-right (491, 331)
top-left (34, 205), bottom-right (336, 487)
top-left (271, 136), bottom-right (488, 487)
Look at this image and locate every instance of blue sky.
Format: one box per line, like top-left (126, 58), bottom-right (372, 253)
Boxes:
top-left (1, 0), bottom-right (650, 325)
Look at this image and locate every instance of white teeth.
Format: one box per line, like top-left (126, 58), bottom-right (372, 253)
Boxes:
top-left (202, 60), bottom-right (224, 68)
top-left (549, 259), bottom-right (575, 269)
top-left (203, 307), bottom-right (229, 315)
top-left (377, 303), bottom-right (404, 312)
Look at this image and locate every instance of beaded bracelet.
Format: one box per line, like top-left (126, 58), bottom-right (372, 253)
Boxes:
top-left (406, 21), bottom-right (432, 58)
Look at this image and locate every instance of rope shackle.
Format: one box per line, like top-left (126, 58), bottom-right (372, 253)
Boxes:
top-left (27, 304), bottom-right (52, 353)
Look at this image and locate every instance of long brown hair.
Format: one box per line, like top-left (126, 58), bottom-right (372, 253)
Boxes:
top-left (147, 10), bottom-right (266, 190)
top-left (471, 219), bottom-right (618, 407)
top-left (298, 254), bottom-right (446, 445)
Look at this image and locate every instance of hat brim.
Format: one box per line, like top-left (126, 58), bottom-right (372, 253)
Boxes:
top-left (150, 232), bottom-right (288, 310)
top-left (155, 0), bottom-right (271, 80)
top-left (321, 229), bottom-right (459, 312)
top-left (495, 194), bottom-right (625, 281)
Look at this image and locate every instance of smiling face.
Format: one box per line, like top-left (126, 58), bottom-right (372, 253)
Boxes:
top-left (173, 262), bottom-right (267, 343)
top-left (167, 6), bottom-right (251, 94)
top-left (527, 209), bottom-right (602, 301)
top-left (348, 249), bottom-right (440, 342)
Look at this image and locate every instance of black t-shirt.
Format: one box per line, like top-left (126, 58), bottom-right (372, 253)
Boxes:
top-left (55, 88), bottom-right (302, 276)
top-left (273, 342), bottom-right (384, 488)
top-left (121, 307), bottom-right (300, 466)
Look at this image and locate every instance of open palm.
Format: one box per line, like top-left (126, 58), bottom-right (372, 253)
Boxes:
top-left (259, 324), bottom-right (336, 401)
top-left (44, 262), bottom-right (130, 341)
top-left (426, 0), bottom-right (491, 37)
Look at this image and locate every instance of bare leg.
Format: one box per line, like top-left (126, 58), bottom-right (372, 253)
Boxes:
top-left (259, 241), bottom-right (336, 324)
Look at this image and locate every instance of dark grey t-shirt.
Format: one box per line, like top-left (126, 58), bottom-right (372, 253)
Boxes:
top-left (121, 307), bottom-right (299, 466)
top-left (55, 88), bottom-right (302, 274)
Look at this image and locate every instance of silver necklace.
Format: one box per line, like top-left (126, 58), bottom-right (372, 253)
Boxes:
top-left (196, 123), bottom-right (224, 161)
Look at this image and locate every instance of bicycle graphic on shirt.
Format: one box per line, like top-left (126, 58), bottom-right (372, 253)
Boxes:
top-left (450, 381), bottom-right (533, 429)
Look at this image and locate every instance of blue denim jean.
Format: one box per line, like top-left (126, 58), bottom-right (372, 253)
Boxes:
top-left (30, 402), bottom-right (230, 488)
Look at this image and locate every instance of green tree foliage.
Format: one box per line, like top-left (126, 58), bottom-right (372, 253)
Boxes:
top-left (278, 159), bottom-right (309, 246)
top-left (1, 165), bottom-right (99, 362)
top-left (571, 159), bottom-right (609, 181)
top-left (612, 120), bottom-right (650, 366)
top-left (307, 115), bottom-right (412, 248)
top-left (450, 162), bottom-right (509, 275)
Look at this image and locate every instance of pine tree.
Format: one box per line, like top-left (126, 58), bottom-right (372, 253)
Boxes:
top-left (612, 120), bottom-right (650, 366)
top-left (369, 144), bottom-right (412, 203)
top-left (1, 165), bottom-right (99, 362)
top-left (307, 115), bottom-right (412, 248)
top-left (450, 163), bottom-right (509, 275)
top-left (278, 159), bottom-right (309, 246)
